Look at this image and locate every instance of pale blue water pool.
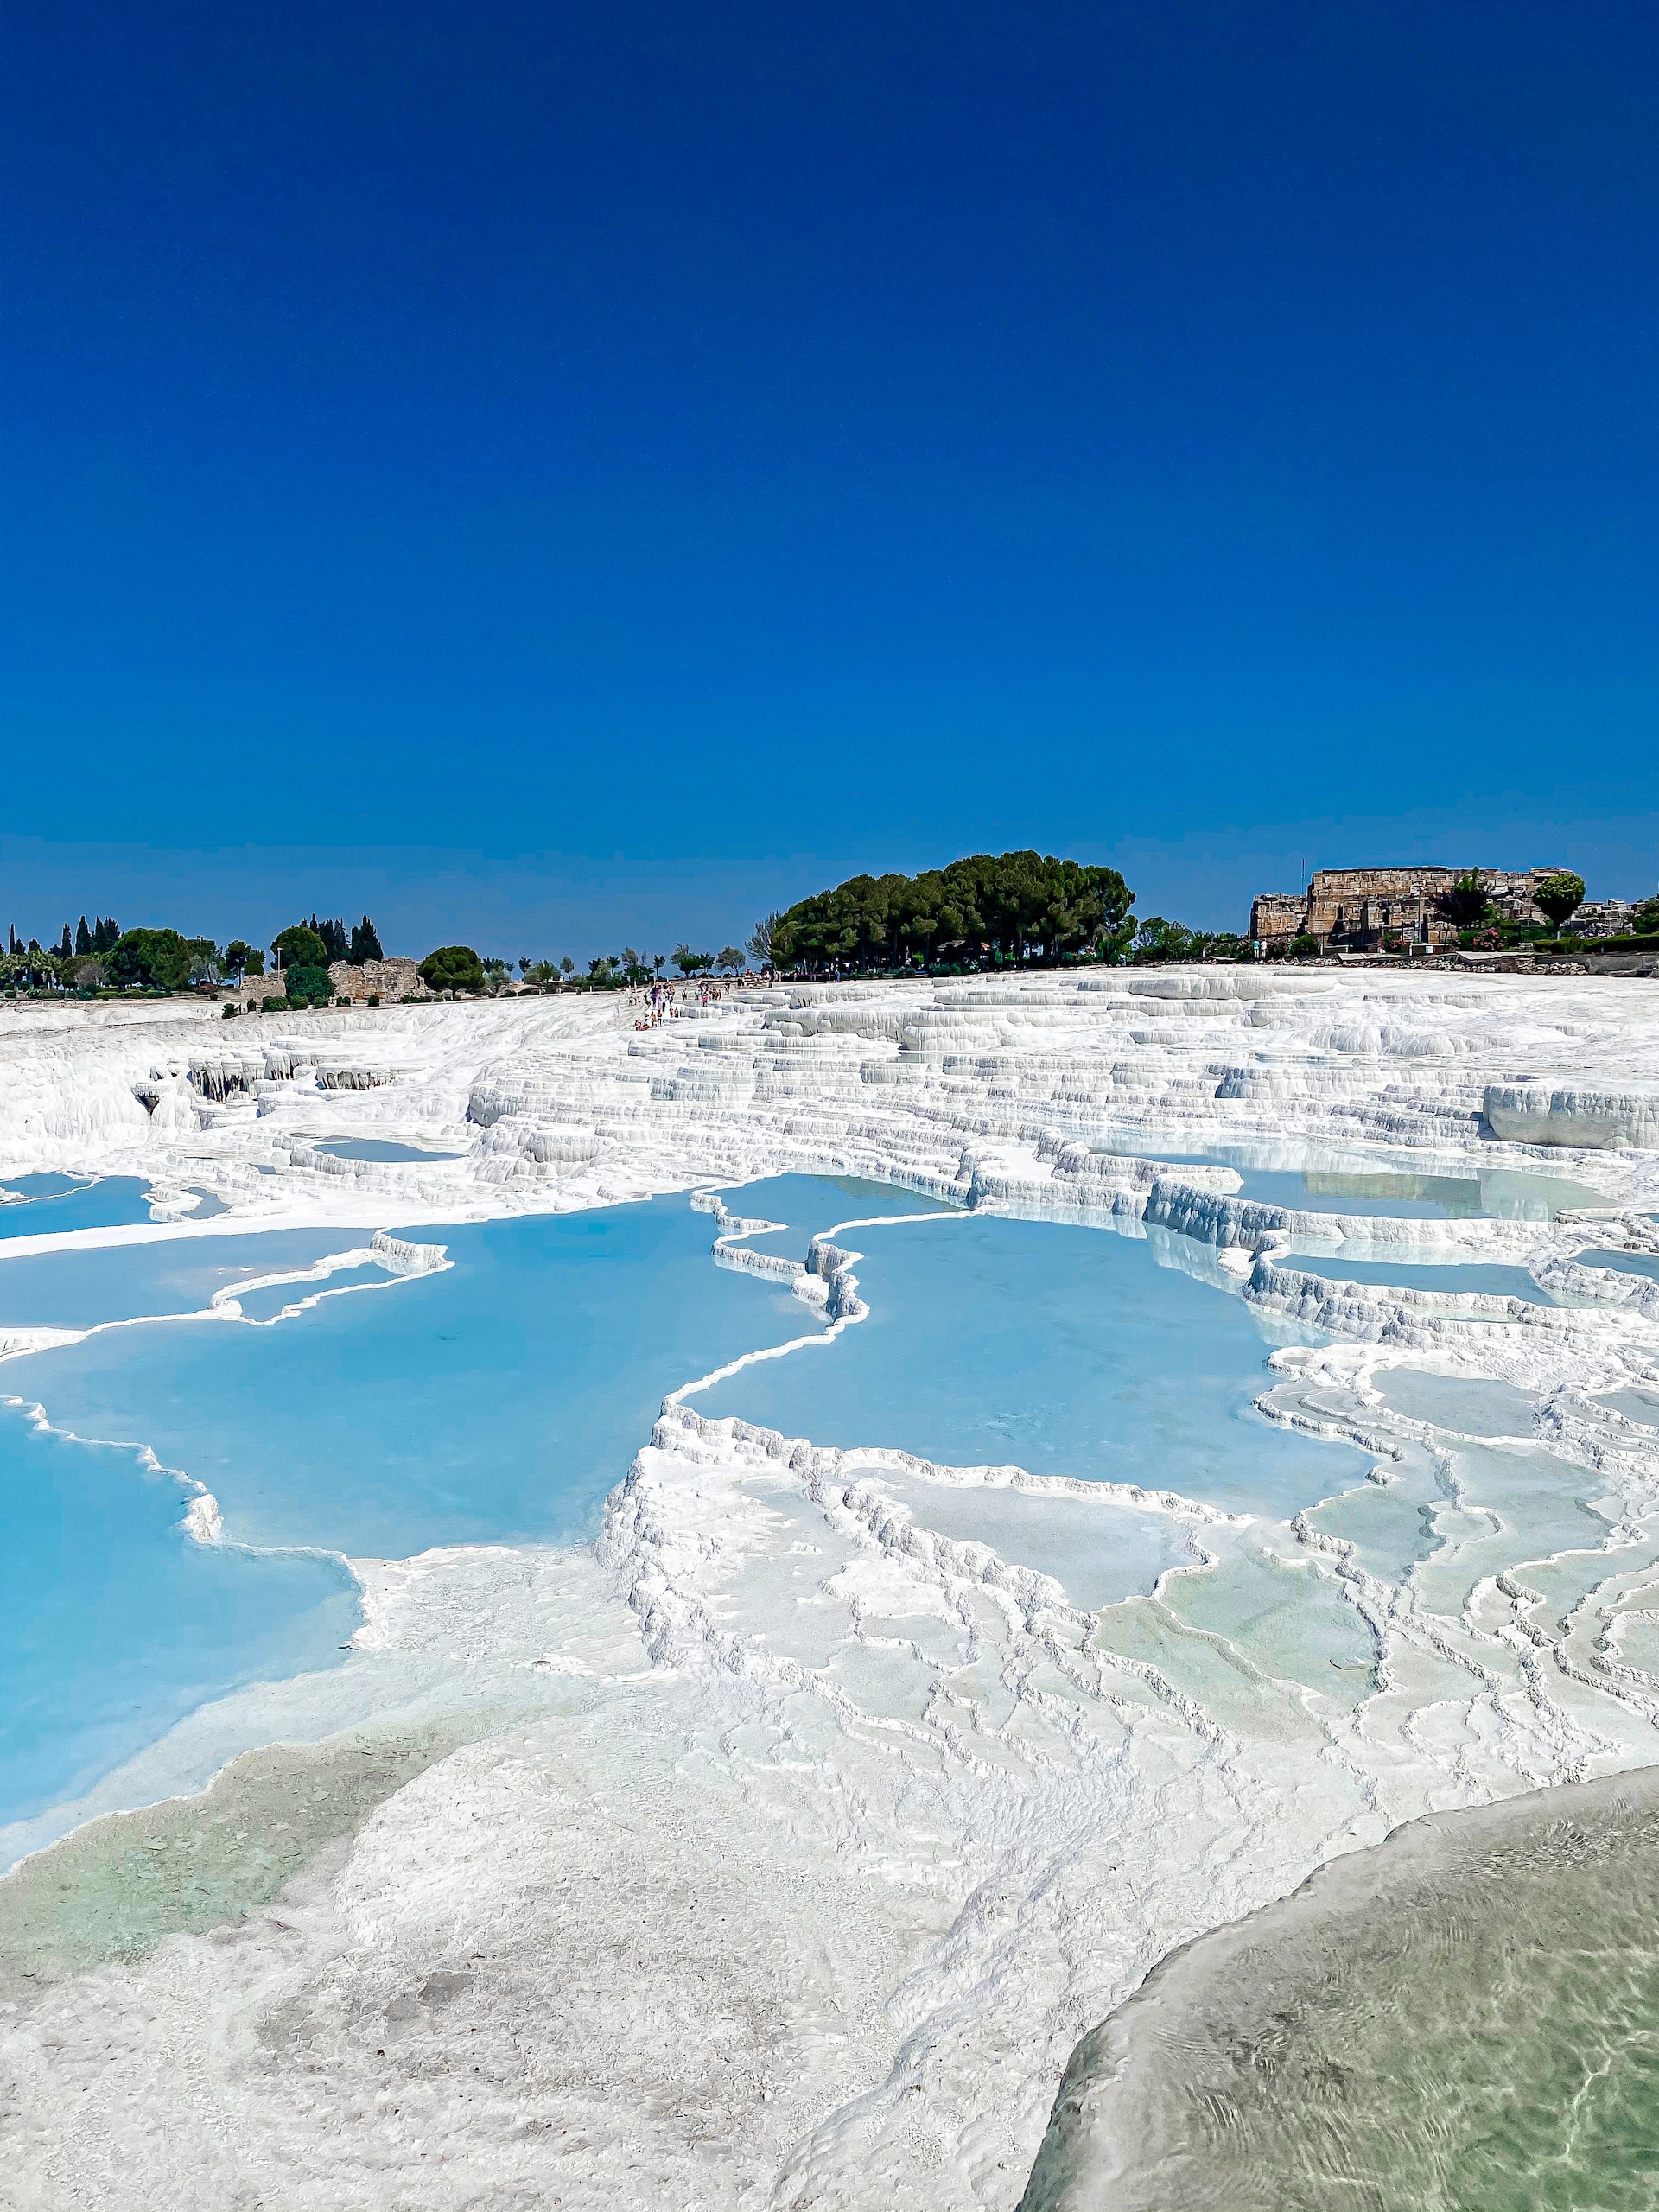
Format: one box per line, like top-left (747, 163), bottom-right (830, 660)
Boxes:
top-left (1600, 1389), bottom-right (1659, 1427)
top-left (231, 1261), bottom-right (394, 1324)
top-left (711, 1171), bottom-right (958, 1232)
top-left (0, 1228), bottom-right (374, 1332)
top-left (1, 1195), bottom-right (831, 1563)
top-left (0, 1174), bottom-right (156, 1239)
top-left (696, 1211), bottom-right (1367, 1516)
top-left (1379, 1370), bottom-right (1539, 1437)
top-left (312, 1138), bottom-right (468, 1163)
top-left (0, 1170), bottom-right (1402, 1849)
top-left (1276, 1254), bottom-right (1564, 1305)
top-left (0, 1185), bottom-right (862, 1837)
top-left (1580, 1249), bottom-right (1659, 1286)
top-left (0, 1416), bottom-right (356, 1827)
top-left (1093, 1140), bottom-right (1612, 1221)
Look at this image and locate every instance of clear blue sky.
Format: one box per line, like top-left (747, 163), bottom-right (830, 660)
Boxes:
top-left (3, 0), bottom-right (1654, 960)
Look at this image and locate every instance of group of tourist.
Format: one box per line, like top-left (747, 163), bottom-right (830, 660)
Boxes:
top-left (628, 974), bottom-right (753, 1029)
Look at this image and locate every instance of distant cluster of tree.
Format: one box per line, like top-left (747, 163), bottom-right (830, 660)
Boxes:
top-left (0, 912), bottom-right (390, 1001)
top-left (758, 852), bottom-right (1136, 974)
top-left (42, 849), bottom-right (1605, 1006)
top-left (0, 906), bottom-right (764, 1003)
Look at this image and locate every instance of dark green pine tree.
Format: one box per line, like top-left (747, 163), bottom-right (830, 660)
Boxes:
top-left (308, 913), bottom-right (350, 962)
top-left (349, 915), bottom-right (384, 963)
top-left (75, 916), bottom-right (92, 956)
top-left (57, 924), bottom-right (72, 958)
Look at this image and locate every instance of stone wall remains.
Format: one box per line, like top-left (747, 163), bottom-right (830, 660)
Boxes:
top-left (327, 957), bottom-right (426, 1003)
top-left (1250, 866), bottom-right (1568, 950)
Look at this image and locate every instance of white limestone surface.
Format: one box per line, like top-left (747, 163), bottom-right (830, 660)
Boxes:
top-left (3, 971), bottom-right (1659, 2210)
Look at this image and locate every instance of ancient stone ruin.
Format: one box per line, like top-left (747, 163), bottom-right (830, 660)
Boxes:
top-left (1249, 866), bottom-right (1574, 953)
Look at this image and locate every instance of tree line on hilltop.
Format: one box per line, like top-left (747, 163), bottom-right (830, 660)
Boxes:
top-left (0, 909), bottom-right (758, 1003)
top-left (0, 913), bottom-right (386, 1001)
top-left (755, 852), bottom-right (1135, 974)
top-left (751, 852), bottom-right (1256, 973)
top-left (24, 847), bottom-right (1614, 1007)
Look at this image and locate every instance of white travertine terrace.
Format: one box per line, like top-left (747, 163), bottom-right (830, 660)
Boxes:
top-left (1, 970), bottom-right (1658, 2210)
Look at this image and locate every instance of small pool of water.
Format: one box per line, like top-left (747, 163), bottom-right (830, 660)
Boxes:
top-left (311, 1139), bottom-right (468, 1164)
top-left (0, 1176), bottom-right (157, 1240)
top-left (696, 1211), bottom-right (1367, 1517)
top-left (0, 1185), bottom-right (882, 1837)
top-left (1093, 1137), bottom-right (1614, 1221)
top-left (868, 1471), bottom-right (1194, 1611)
top-left (0, 1229), bottom-right (376, 1332)
top-left (711, 1172), bottom-right (958, 1234)
top-left (1579, 1249), bottom-right (1659, 1286)
top-left (0, 1417), bottom-right (356, 1831)
top-left (1276, 1254), bottom-right (1564, 1306)
top-left (1599, 1389), bottom-right (1659, 1427)
top-left (1379, 1370), bottom-right (1539, 1437)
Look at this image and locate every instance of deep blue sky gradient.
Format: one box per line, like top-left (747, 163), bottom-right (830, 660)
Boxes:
top-left (3, 0), bottom-right (1654, 957)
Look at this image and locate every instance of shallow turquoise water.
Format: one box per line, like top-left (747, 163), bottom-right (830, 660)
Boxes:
top-left (1381, 1369), bottom-right (1538, 1436)
top-left (0, 1185), bottom-right (865, 1834)
top-left (696, 1212), bottom-right (1366, 1516)
top-left (0, 1171), bottom-right (1459, 1849)
top-left (0, 1417), bottom-right (356, 1828)
top-left (0, 1175), bottom-right (156, 1239)
top-left (2, 1193), bottom-right (829, 1562)
top-left (713, 1171), bottom-right (957, 1231)
top-left (312, 1138), bottom-right (467, 1162)
top-left (230, 1261), bottom-right (393, 1324)
top-left (1582, 1247), bottom-right (1659, 1285)
top-left (1094, 1139), bottom-right (1611, 1220)
top-left (1021, 1770), bottom-right (1659, 2212)
top-left (1278, 1253), bottom-right (1563, 1304)
top-left (0, 1227), bottom-right (372, 1331)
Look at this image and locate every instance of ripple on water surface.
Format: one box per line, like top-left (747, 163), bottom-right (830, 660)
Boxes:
top-left (1021, 1768), bottom-right (1659, 2212)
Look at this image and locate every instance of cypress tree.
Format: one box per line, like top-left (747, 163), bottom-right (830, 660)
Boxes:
top-left (75, 916), bottom-right (92, 956)
top-left (349, 914), bottom-right (383, 963)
